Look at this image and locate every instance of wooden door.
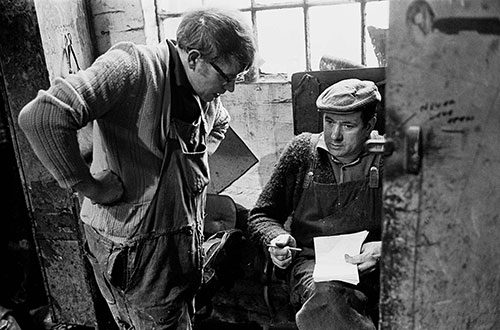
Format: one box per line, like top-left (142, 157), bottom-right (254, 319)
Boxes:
top-left (381, 1), bottom-right (500, 329)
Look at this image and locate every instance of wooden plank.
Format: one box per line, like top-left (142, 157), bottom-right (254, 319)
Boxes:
top-left (208, 126), bottom-right (258, 194)
top-left (0, 0), bottom-right (98, 326)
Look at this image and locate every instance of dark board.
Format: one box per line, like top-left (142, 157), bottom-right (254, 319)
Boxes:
top-left (291, 67), bottom-right (386, 135)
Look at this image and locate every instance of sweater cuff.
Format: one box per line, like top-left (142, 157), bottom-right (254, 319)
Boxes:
top-left (262, 227), bottom-right (290, 246)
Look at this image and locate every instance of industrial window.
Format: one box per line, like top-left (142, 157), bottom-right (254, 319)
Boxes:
top-left (156, 0), bottom-right (388, 81)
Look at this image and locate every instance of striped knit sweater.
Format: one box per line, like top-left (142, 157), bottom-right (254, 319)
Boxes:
top-left (18, 41), bottom-right (229, 239)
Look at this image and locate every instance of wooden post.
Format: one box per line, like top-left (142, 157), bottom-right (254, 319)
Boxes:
top-left (0, 0), bottom-right (98, 326)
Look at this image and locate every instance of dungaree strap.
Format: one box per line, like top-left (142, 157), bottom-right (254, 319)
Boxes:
top-left (302, 133), bottom-right (321, 189)
top-left (368, 153), bottom-right (382, 189)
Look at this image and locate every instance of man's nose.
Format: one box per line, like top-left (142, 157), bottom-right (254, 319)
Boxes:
top-left (331, 124), bottom-right (343, 140)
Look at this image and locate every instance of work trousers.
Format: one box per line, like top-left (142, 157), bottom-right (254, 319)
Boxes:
top-left (290, 258), bottom-right (379, 330)
top-left (84, 224), bottom-right (200, 330)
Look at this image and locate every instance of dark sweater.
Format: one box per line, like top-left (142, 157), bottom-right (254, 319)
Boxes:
top-left (248, 132), bottom-right (380, 246)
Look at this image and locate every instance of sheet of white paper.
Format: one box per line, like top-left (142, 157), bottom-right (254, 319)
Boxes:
top-left (312, 230), bottom-right (369, 285)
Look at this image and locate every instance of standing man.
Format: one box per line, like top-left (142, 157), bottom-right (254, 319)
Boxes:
top-left (19, 8), bottom-right (255, 330)
top-left (248, 79), bottom-right (382, 330)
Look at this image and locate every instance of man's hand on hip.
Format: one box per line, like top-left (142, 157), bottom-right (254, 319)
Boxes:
top-left (73, 169), bottom-right (124, 205)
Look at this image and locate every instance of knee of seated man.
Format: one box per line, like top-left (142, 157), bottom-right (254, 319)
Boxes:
top-left (316, 281), bottom-right (369, 308)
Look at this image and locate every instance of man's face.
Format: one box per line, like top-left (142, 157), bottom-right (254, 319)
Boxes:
top-left (323, 111), bottom-right (374, 163)
top-left (189, 54), bottom-right (243, 102)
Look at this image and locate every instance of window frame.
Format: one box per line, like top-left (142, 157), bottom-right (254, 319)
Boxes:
top-left (156, 0), bottom-right (385, 80)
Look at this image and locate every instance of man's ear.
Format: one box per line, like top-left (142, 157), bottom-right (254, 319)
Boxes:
top-left (367, 115), bottom-right (377, 133)
top-left (187, 49), bottom-right (201, 70)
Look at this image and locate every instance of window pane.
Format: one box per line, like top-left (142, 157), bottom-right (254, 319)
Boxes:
top-left (159, 0), bottom-right (203, 13)
top-left (205, 0), bottom-right (251, 8)
top-left (257, 8), bottom-right (306, 76)
top-left (254, 0), bottom-right (302, 5)
top-left (366, 0), bottom-right (389, 28)
top-left (161, 11), bottom-right (252, 42)
top-left (308, 0), bottom-right (351, 4)
top-left (163, 17), bottom-right (182, 40)
top-left (309, 4), bottom-right (361, 71)
top-left (366, 0), bottom-right (389, 67)
top-left (159, 0), bottom-right (251, 12)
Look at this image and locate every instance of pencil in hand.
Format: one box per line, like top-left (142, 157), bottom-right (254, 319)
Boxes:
top-left (266, 244), bottom-right (302, 252)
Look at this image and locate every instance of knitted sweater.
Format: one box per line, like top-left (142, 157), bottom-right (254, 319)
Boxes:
top-left (18, 41), bottom-right (229, 239)
top-left (248, 132), bottom-right (381, 246)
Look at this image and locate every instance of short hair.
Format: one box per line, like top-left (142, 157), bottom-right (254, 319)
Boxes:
top-left (359, 102), bottom-right (378, 127)
top-left (177, 8), bottom-right (256, 71)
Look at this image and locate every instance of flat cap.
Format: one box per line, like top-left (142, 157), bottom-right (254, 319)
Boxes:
top-left (316, 78), bottom-right (381, 114)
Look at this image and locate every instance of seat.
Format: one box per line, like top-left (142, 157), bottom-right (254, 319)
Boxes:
top-left (196, 194), bottom-right (243, 321)
top-left (204, 193), bottom-right (237, 237)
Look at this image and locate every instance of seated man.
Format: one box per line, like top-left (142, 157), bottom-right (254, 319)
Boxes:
top-left (248, 78), bottom-right (383, 330)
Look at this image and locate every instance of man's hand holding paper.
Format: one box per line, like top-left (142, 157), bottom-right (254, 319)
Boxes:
top-left (313, 231), bottom-right (377, 285)
top-left (345, 241), bottom-right (381, 274)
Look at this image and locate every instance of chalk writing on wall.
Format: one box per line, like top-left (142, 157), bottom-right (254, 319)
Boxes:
top-left (429, 109), bottom-right (453, 121)
top-left (419, 99), bottom-right (455, 112)
top-left (446, 116), bottom-right (474, 124)
top-left (418, 99), bottom-right (476, 126)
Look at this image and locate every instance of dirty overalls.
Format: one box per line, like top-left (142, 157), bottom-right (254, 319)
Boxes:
top-left (289, 134), bottom-right (382, 330)
top-left (84, 110), bottom-right (209, 329)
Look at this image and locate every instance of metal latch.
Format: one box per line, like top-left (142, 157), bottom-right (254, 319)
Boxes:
top-left (365, 130), bottom-right (395, 156)
top-left (404, 126), bottom-right (422, 174)
top-left (366, 127), bottom-right (422, 175)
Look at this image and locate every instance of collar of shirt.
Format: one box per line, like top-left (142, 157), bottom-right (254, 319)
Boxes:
top-left (317, 133), bottom-right (373, 183)
top-left (167, 40), bottom-right (195, 91)
top-left (166, 40), bottom-right (206, 121)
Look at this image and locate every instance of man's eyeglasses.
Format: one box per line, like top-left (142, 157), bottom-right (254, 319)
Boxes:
top-left (210, 62), bottom-right (247, 85)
